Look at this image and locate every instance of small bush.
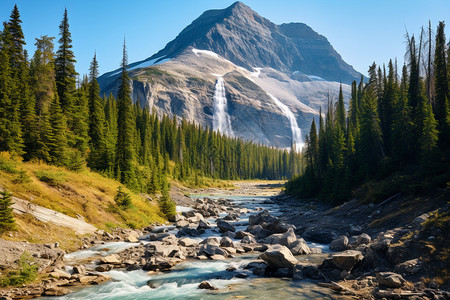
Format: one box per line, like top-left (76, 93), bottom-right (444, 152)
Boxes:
top-left (114, 186), bottom-right (132, 209)
top-left (35, 170), bottom-right (67, 187)
top-left (12, 170), bottom-right (31, 184)
top-left (0, 153), bottom-right (19, 174)
top-left (0, 252), bottom-right (38, 286)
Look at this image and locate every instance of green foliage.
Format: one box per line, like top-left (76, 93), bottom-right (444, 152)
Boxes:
top-left (114, 186), bottom-right (132, 209)
top-left (0, 252), bottom-right (38, 286)
top-left (35, 170), bottom-right (66, 187)
top-left (0, 190), bottom-right (15, 233)
top-left (158, 179), bottom-right (176, 218)
top-left (287, 23), bottom-right (450, 204)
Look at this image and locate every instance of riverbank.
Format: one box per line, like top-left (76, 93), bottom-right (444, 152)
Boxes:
top-left (1, 180), bottom-right (448, 299)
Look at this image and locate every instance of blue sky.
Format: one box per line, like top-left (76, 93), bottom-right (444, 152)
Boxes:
top-left (1, 0), bottom-right (449, 77)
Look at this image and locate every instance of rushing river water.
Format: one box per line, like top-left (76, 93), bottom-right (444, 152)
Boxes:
top-left (42, 195), bottom-right (340, 300)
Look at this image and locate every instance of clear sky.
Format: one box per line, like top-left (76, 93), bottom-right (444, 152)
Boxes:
top-left (1, 0), bottom-right (449, 77)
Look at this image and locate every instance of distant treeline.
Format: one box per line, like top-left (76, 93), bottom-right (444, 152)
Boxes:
top-left (0, 6), bottom-right (300, 192)
top-left (286, 21), bottom-right (450, 203)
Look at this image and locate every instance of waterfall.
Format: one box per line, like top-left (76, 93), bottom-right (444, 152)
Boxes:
top-left (212, 77), bottom-right (234, 137)
top-left (269, 94), bottom-right (304, 152)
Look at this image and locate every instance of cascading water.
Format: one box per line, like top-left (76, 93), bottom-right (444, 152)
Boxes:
top-left (269, 94), bottom-right (304, 152)
top-left (212, 77), bottom-right (234, 137)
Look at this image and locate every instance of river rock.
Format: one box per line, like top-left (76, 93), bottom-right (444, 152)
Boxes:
top-left (125, 232), bottom-right (140, 243)
top-left (200, 237), bottom-right (220, 246)
top-left (95, 264), bottom-right (112, 272)
top-left (329, 236), bottom-right (349, 251)
top-left (376, 272), bottom-right (405, 288)
top-left (178, 237), bottom-right (198, 247)
top-left (267, 219), bottom-right (294, 233)
top-left (176, 220), bottom-right (190, 228)
top-left (145, 242), bottom-right (179, 258)
top-left (72, 265), bottom-right (86, 275)
top-left (49, 269), bottom-right (71, 279)
top-left (197, 219), bottom-right (211, 230)
top-left (217, 220), bottom-right (236, 232)
top-left (220, 237), bottom-right (234, 248)
top-left (198, 244), bottom-right (228, 257)
top-left (241, 235), bottom-right (257, 244)
top-left (330, 250), bottom-right (364, 271)
top-left (355, 233), bottom-right (371, 246)
top-left (260, 245), bottom-right (298, 269)
top-left (249, 210), bottom-right (278, 226)
top-left (289, 239), bottom-right (310, 255)
top-left (235, 231), bottom-right (252, 239)
top-left (221, 231), bottom-right (236, 239)
top-left (198, 281), bottom-right (218, 290)
top-left (246, 225), bottom-right (271, 239)
top-left (210, 254), bottom-right (226, 260)
top-left (177, 227), bottom-right (200, 237)
top-left (263, 228), bottom-right (297, 248)
top-left (293, 263), bottom-right (319, 280)
top-left (43, 287), bottom-right (71, 296)
top-left (395, 258), bottom-right (422, 274)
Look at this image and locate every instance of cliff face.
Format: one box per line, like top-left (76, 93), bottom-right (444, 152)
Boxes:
top-left (98, 1), bottom-right (359, 148)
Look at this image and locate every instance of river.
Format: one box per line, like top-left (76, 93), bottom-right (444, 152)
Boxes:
top-left (42, 194), bottom-right (341, 299)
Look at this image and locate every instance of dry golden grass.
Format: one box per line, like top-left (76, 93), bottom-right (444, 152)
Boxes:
top-left (0, 152), bottom-right (164, 248)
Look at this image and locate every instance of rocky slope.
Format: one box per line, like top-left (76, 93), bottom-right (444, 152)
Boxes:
top-left (98, 2), bottom-right (361, 148)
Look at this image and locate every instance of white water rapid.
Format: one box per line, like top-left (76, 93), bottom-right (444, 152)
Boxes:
top-left (269, 94), bottom-right (304, 152)
top-left (212, 77), bottom-right (234, 137)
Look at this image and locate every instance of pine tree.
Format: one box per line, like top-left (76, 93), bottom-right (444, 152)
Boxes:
top-left (359, 89), bottom-right (384, 177)
top-left (0, 23), bottom-right (23, 154)
top-left (87, 53), bottom-right (107, 170)
top-left (47, 95), bottom-right (68, 166)
top-left (0, 191), bottom-right (15, 233)
top-left (336, 84), bottom-right (346, 132)
top-left (434, 21), bottom-right (449, 146)
top-left (30, 35), bottom-right (56, 116)
top-left (158, 177), bottom-right (176, 218)
top-left (55, 8), bottom-right (77, 114)
top-left (115, 40), bottom-right (135, 186)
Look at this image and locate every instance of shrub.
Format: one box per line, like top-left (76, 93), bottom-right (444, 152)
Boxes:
top-left (114, 186), bottom-right (132, 209)
top-left (0, 252), bottom-right (38, 286)
top-left (158, 181), bottom-right (176, 219)
top-left (35, 170), bottom-right (67, 187)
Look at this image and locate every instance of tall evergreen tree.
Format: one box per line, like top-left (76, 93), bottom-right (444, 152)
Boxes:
top-left (47, 95), bottom-right (68, 166)
top-left (55, 8), bottom-right (77, 114)
top-left (0, 23), bottom-right (23, 154)
top-left (434, 21), bottom-right (449, 146)
top-left (87, 53), bottom-right (106, 169)
top-left (115, 40), bottom-right (135, 186)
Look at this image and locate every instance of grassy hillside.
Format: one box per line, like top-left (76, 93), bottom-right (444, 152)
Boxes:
top-left (0, 152), bottom-right (164, 250)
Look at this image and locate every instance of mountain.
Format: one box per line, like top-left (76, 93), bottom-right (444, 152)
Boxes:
top-left (98, 1), bottom-right (363, 149)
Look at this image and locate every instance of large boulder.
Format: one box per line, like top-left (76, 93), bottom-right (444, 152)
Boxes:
top-left (220, 237), bottom-right (234, 248)
top-left (198, 244), bottom-right (228, 257)
top-left (198, 281), bottom-right (218, 290)
top-left (178, 237), bottom-right (198, 247)
top-left (329, 236), bottom-right (348, 251)
top-left (289, 239), bottom-right (310, 255)
top-left (376, 272), bottom-right (405, 288)
top-left (200, 237), bottom-right (220, 246)
top-left (235, 231), bottom-right (253, 239)
top-left (263, 228), bottom-right (297, 248)
top-left (99, 254), bottom-right (121, 265)
top-left (260, 245), bottom-right (298, 269)
top-left (355, 233), bottom-right (371, 246)
top-left (267, 219), bottom-right (294, 233)
top-left (241, 235), bottom-right (257, 244)
top-left (197, 219), bottom-right (211, 230)
top-left (246, 225), bottom-right (271, 239)
top-left (249, 210), bottom-right (278, 226)
top-left (330, 250), bottom-right (364, 271)
top-left (145, 242), bottom-right (180, 258)
top-left (217, 220), bottom-right (236, 233)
